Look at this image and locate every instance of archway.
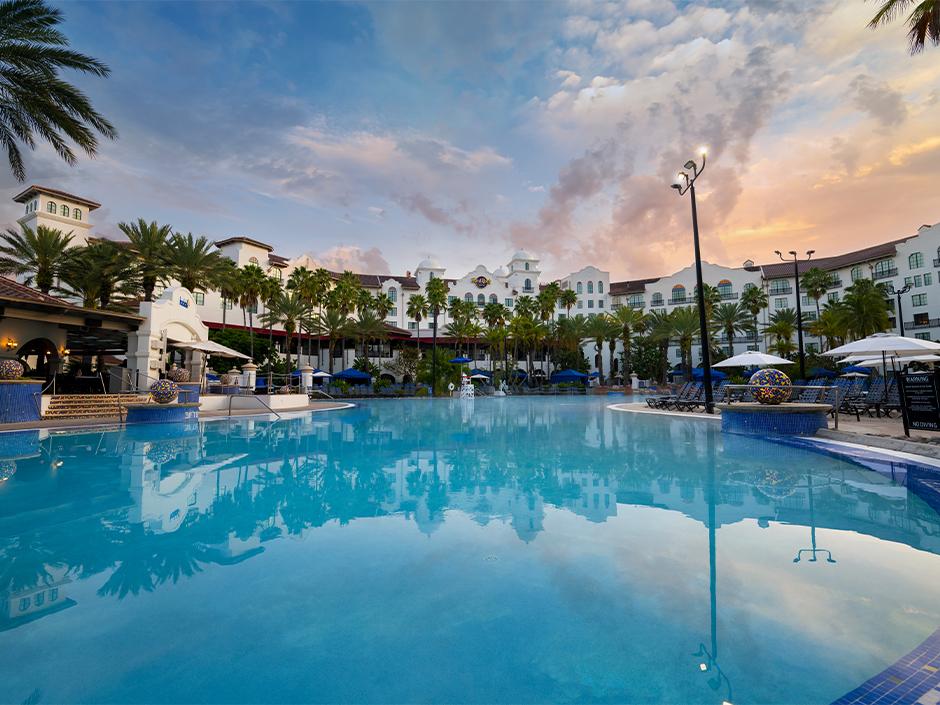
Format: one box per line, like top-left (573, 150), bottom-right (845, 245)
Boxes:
top-left (16, 338), bottom-right (59, 379)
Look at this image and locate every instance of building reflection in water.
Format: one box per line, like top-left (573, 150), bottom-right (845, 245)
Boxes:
top-left (0, 399), bottom-right (937, 627)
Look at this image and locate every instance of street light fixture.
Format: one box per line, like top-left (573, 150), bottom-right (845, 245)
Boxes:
top-left (671, 145), bottom-right (714, 414)
top-left (892, 283), bottom-right (912, 336)
top-left (775, 250), bottom-right (814, 380)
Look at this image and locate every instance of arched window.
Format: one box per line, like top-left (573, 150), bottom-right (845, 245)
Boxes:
top-left (851, 266), bottom-right (864, 281)
top-left (576, 282), bottom-right (582, 294)
top-left (478, 294), bottom-right (485, 306)
top-left (389, 288), bottom-right (397, 302)
top-left (652, 293), bottom-right (664, 306)
top-left (524, 278), bottom-right (532, 291)
top-left (525, 262), bottom-right (530, 271)
top-left (489, 294), bottom-right (497, 304)
top-left (629, 294), bottom-right (644, 308)
top-left (587, 281), bottom-right (594, 294)
top-left (60, 204), bottom-right (69, 217)
top-left (46, 201), bottom-right (56, 213)
top-left (249, 256), bottom-right (259, 264)
top-left (873, 259), bottom-right (895, 278)
top-left (465, 293), bottom-right (473, 302)
top-left (598, 281), bottom-right (604, 294)
top-left (717, 279), bottom-right (732, 297)
top-left (73, 208), bottom-right (81, 221)
top-left (672, 285), bottom-right (686, 303)
top-left (910, 252), bottom-right (925, 269)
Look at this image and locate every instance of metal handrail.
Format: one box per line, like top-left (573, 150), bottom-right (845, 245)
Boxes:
top-left (310, 388), bottom-right (334, 400)
top-left (228, 394), bottom-right (281, 419)
top-left (31, 372), bottom-right (58, 416)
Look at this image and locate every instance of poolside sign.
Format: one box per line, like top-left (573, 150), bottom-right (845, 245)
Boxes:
top-left (900, 372), bottom-right (940, 435)
top-left (472, 276), bottom-right (491, 288)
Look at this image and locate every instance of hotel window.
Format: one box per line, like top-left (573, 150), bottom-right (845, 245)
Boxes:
top-left (524, 278), bottom-right (532, 291)
top-left (248, 304), bottom-right (258, 314)
top-left (905, 277), bottom-right (914, 287)
top-left (505, 298), bottom-right (513, 307)
top-left (60, 204), bottom-right (69, 217)
top-left (747, 344), bottom-right (759, 351)
top-left (49, 589), bottom-right (58, 602)
top-left (874, 259), bottom-right (895, 277)
top-left (910, 252), bottom-right (925, 269)
top-left (850, 266), bottom-right (864, 281)
top-left (916, 275), bottom-right (924, 287)
top-left (577, 300), bottom-right (583, 309)
top-left (73, 208), bottom-right (81, 220)
top-left (477, 294), bottom-right (485, 306)
top-left (671, 285), bottom-right (686, 302)
top-left (769, 280), bottom-right (789, 294)
top-left (408, 322), bottom-right (418, 330)
top-left (249, 256), bottom-right (259, 264)
top-left (448, 296), bottom-right (457, 304)
top-left (913, 294), bottom-right (928, 306)
top-left (598, 300), bottom-right (604, 309)
top-left (47, 201), bottom-right (56, 213)
top-left (525, 262), bottom-right (529, 270)
top-left (588, 281), bottom-right (594, 294)
top-left (915, 312), bottom-right (929, 325)
top-left (428, 321), bottom-right (435, 330)
top-left (588, 300), bottom-right (594, 309)
top-left (194, 292), bottom-right (204, 305)
top-left (154, 285), bottom-right (165, 298)
top-left (464, 293), bottom-right (473, 302)
top-left (19, 597), bottom-right (29, 611)
top-left (718, 280), bottom-right (732, 297)
top-left (775, 298), bottom-right (788, 309)
top-left (577, 282), bottom-right (582, 294)
top-left (598, 281), bottom-right (604, 293)
top-left (34, 592), bottom-right (44, 607)
top-left (628, 294), bottom-right (643, 307)
top-left (389, 288), bottom-right (397, 302)
top-left (676, 348), bottom-right (682, 358)
top-left (802, 295), bottom-right (814, 307)
top-left (220, 299), bottom-right (233, 310)
top-left (274, 269), bottom-right (282, 280)
top-left (916, 332), bottom-right (933, 340)
top-left (828, 292), bottom-right (840, 303)
top-left (927, 274), bottom-right (934, 285)
top-left (489, 294), bottom-right (497, 304)
top-left (390, 307), bottom-right (397, 316)
top-left (652, 293), bottom-right (664, 306)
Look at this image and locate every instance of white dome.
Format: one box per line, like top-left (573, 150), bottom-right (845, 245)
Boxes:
top-left (493, 266), bottom-right (508, 277)
top-left (512, 249), bottom-right (534, 260)
top-left (417, 258), bottom-right (441, 269)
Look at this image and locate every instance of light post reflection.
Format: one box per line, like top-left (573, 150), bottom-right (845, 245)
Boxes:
top-left (794, 471), bottom-right (837, 564)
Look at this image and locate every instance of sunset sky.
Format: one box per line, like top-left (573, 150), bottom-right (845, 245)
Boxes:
top-left (1, 0), bottom-right (938, 282)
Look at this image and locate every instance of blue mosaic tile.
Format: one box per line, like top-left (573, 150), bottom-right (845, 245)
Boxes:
top-left (0, 381), bottom-right (41, 423)
top-left (721, 409), bottom-right (828, 437)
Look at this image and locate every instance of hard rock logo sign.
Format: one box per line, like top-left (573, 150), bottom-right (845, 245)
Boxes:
top-left (472, 276), bottom-right (491, 288)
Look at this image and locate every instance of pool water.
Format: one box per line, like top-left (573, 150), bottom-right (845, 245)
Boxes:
top-left (1, 397), bottom-right (940, 704)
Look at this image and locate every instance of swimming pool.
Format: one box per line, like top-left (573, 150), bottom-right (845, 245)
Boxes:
top-left (1, 397), bottom-right (940, 704)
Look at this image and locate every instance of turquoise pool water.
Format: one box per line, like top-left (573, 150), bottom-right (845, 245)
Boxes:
top-left (1, 397), bottom-right (940, 704)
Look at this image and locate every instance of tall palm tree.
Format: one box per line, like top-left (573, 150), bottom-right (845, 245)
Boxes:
top-left (584, 314), bottom-right (615, 385)
top-left (560, 288), bottom-right (578, 318)
top-left (259, 291), bottom-right (312, 374)
top-left (710, 302), bottom-right (753, 357)
top-left (425, 277), bottom-right (449, 394)
top-left (647, 309), bottom-right (673, 383)
top-left (841, 279), bottom-right (891, 340)
top-left (807, 306), bottom-right (845, 353)
top-left (164, 232), bottom-right (228, 294)
top-left (406, 293), bottom-right (429, 355)
top-left (318, 308), bottom-right (351, 376)
top-left (868, 0), bottom-right (940, 54)
top-left (607, 305), bottom-right (648, 377)
top-left (740, 285), bottom-right (769, 340)
top-left (0, 223), bottom-right (72, 293)
top-left (239, 264), bottom-right (267, 359)
top-left (800, 267), bottom-right (831, 321)
top-left (216, 259), bottom-right (240, 332)
top-left (57, 240), bottom-right (138, 310)
top-left (0, 0), bottom-right (118, 182)
top-left (353, 309), bottom-right (388, 375)
top-left (260, 274), bottom-right (281, 380)
top-left (118, 219), bottom-right (173, 302)
top-left (542, 281), bottom-right (562, 322)
top-left (310, 268), bottom-right (333, 368)
top-left (668, 307), bottom-right (701, 382)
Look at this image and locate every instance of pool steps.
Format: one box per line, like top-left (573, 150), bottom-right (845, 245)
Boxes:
top-left (40, 393), bottom-right (150, 421)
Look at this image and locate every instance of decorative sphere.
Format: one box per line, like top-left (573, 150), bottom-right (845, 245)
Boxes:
top-left (167, 367), bottom-right (190, 383)
top-left (749, 368), bottom-right (792, 405)
top-left (220, 374), bottom-right (235, 385)
top-left (278, 385), bottom-right (292, 395)
top-left (150, 379), bottom-right (180, 404)
top-left (753, 468), bottom-right (801, 500)
top-left (0, 460), bottom-right (16, 481)
top-left (0, 360), bottom-right (24, 380)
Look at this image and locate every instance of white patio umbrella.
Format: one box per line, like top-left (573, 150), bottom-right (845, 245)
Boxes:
top-left (713, 351), bottom-right (794, 368)
top-left (822, 333), bottom-right (940, 358)
top-left (310, 371), bottom-right (332, 378)
top-left (851, 354), bottom-right (940, 367)
top-left (171, 340), bottom-right (250, 359)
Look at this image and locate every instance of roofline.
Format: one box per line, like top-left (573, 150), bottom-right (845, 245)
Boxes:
top-left (214, 236), bottom-right (274, 252)
top-left (11, 185), bottom-right (101, 210)
top-left (0, 294), bottom-right (145, 322)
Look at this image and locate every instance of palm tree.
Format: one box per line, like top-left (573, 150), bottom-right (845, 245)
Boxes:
top-left (260, 275), bottom-right (281, 380)
top-left (763, 309), bottom-right (798, 358)
top-left (216, 259), bottom-right (240, 332)
top-left (607, 305), bottom-right (648, 377)
top-left (259, 291), bottom-right (312, 374)
top-left (868, 0), bottom-right (940, 54)
top-left (542, 281), bottom-right (562, 321)
top-left (406, 293), bottom-right (429, 355)
top-left (0, 0), bottom-right (118, 182)
top-left (668, 307), bottom-right (701, 382)
top-left (584, 314), bottom-right (615, 385)
top-left (710, 302), bottom-right (753, 357)
top-left (647, 309), bottom-right (673, 383)
top-left (318, 309), bottom-right (351, 376)
top-left (164, 232), bottom-right (228, 294)
top-left (425, 277), bottom-right (449, 394)
top-left (354, 309), bottom-right (388, 374)
top-left (841, 279), bottom-right (891, 340)
top-left (57, 240), bottom-right (138, 310)
top-left (239, 264), bottom-right (267, 359)
top-left (807, 306), bottom-right (845, 352)
top-left (0, 223), bottom-right (72, 293)
top-left (118, 219), bottom-right (173, 302)
top-left (560, 289), bottom-right (578, 318)
top-left (800, 267), bottom-right (831, 320)
top-left (740, 285), bottom-right (769, 340)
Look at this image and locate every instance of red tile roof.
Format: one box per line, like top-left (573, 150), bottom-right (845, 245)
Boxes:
top-left (609, 278), bottom-right (661, 295)
top-left (758, 238), bottom-right (908, 278)
top-left (214, 236), bottom-right (274, 252)
top-left (0, 276), bottom-right (70, 304)
top-left (12, 185), bottom-right (101, 210)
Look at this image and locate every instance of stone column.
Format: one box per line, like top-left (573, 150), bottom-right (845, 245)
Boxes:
top-left (631, 373), bottom-right (639, 391)
top-left (300, 365), bottom-right (314, 392)
top-left (241, 362), bottom-right (258, 391)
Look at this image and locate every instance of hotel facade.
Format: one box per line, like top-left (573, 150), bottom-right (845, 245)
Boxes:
top-left (10, 186), bottom-right (940, 382)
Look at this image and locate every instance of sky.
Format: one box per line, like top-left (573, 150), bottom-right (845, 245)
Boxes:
top-left (1, 0), bottom-right (939, 282)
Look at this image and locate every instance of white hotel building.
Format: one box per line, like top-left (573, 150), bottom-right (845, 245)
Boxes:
top-left (10, 185), bottom-right (940, 382)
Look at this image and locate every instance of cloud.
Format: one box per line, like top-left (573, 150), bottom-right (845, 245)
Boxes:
top-left (849, 74), bottom-right (908, 128)
top-left (308, 245), bottom-right (391, 275)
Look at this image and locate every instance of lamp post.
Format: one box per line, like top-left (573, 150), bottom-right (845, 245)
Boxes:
top-left (672, 145), bottom-right (714, 414)
top-left (775, 250), bottom-right (814, 381)
top-left (893, 283), bottom-right (912, 336)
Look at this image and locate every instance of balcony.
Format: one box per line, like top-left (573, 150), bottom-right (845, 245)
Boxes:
top-left (719, 292), bottom-right (738, 300)
top-left (522, 286), bottom-right (535, 294)
top-left (873, 267), bottom-right (898, 280)
top-left (905, 318), bottom-right (940, 329)
top-left (769, 285), bottom-right (792, 295)
top-left (933, 258), bottom-right (940, 267)
top-left (669, 296), bottom-right (688, 305)
top-left (629, 301), bottom-right (645, 309)
top-left (829, 277), bottom-right (843, 288)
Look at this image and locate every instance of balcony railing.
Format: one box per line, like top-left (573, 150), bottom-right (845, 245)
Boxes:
top-left (905, 318), bottom-right (940, 329)
top-left (873, 267), bottom-right (898, 280)
top-left (522, 287), bottom-right (535, 293)
top-left (719, 292), bottom-right (738, 300)
top-left (669, 296), bottom-right (688, 305)
top-left (829, 277), bottom-right (843, 288)
top-left (933, 258), bottom-right (940, 267)
top-left (768, 285), bottom-right (792, 295)
top-left (629, 301), bottom-right (645, 309)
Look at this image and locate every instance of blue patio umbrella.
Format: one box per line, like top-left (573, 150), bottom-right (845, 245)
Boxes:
top-left (841, 365), bottom-right (871, 374)
top-left (333, 368), bottom-right (371, 383)
top-left (206, 373), bottom-right (219, 381)
top-left (807, 367), bottom-right (836, 378)
top-left (450, 356), bottom-right (473, 364)
top-left (588, 372), bottom-right (599, 378)
top-left (469, 369), bottom-right (492, 377)
top-left (692, 367), bottom-right (726, 382)
top-left (509, 369), bottom-right (527, 378)
top-left (551, 369), bottom-right (588, 383)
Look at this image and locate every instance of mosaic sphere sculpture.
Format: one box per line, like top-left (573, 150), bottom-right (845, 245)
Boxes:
top-left (0, 460), bottom-right (16, 482)
top-left (167, 367), bottom-right (190, 383)
top-left (749, 368), bottom-right (791, 405)
top-left (149, 379), bottom-right (179, 404)
top-left (220, 374), bottom-right (235, 386)
top-left (278, 385), bottom-right (292, 395)
top-left (753, 468), bottom-right (801, 500)
top-left (0, 359), bottom-right (24, 380)
top-left (145, 440), bottom-right (184, 464)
